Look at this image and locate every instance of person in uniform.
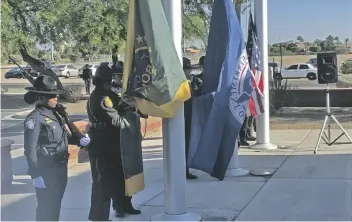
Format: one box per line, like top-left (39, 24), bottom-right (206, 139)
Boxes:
top-left (23, 75), bottom-right (91, 221)
top-left (82, 64), bottom-right (93, 95)
top-left (87, 65), bottom-right (140, 220)
top-left (183, 57), bottom-right (199, 180)
top-left (111, 61), bottom-right (123, 94)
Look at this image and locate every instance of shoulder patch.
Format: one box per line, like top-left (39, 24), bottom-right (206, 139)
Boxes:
top-left (25, 116), bottom-right (35, 130)
top-left (103, 96), bottom-right (113, 108)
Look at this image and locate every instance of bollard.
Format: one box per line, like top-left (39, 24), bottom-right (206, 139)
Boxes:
top-left (1, 139), bottom-right (14, 191)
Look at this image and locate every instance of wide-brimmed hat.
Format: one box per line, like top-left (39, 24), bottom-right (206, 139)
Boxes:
top-left (183, 57), bottom-right (191, 70)
top-left (199, 56), bottom-right (205, 66)
top-left (25, 75), bottom-right (63, 94)
top-left (94, 65), bottom-right (113, 80)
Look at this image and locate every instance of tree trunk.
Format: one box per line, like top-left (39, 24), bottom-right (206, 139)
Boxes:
top-left (112, 44), bottom-right (119, 65)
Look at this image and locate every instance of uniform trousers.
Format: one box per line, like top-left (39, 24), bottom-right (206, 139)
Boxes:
top-left (88, 152), bottom-right (125, 221)
top-left (84, 79), bottom-right (91, 94)
top-left (239, 116), bottom-right (249, 141)
top-left (184, 99), bottom-right (192, 174)
top-left (35, 161), bottom-right (68, 221)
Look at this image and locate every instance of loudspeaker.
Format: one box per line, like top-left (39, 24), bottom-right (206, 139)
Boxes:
top-left (317, 52), bottom-right (338, 84)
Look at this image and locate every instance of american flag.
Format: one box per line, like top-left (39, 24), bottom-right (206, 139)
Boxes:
top-left (246, 12), bottom-right (264, 117)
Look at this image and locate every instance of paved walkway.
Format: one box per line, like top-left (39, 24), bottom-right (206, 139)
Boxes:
top-left (2, 129), bottom-right (352, 221)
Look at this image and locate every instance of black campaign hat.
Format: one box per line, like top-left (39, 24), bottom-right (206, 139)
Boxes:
top-left (199, 56), bottom-right (205, 66)
top-left (25, 75), bottom-right (63, 94)
top-left (183, 57), bottom-right (191, 70)
top-left (94, 65), bottom-right (113, 80)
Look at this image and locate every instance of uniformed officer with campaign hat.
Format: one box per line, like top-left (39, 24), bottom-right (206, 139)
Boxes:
top-left (23, 75), bottom-right (91, 221)
top-left (111, 61), bottom-right (124, 94)
top-left (87, 65), bottom-right (141, 220)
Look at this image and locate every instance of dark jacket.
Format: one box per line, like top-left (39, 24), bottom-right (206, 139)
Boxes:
top-left (82, 68), bottom-right (92, 80)
top-left (87, 88), bottom-right (122, 155)
top-left (24, 105), bottom-right (80, 179)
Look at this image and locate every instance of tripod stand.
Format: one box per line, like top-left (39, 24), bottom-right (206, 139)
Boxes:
top-left (314, 84), bottom-right (352, 154)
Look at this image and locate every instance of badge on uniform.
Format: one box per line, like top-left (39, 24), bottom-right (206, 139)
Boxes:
top-left (45, 117), bottom-right (52, 124)
top-left (25, 116), bottom-right (35, 130)
top-left (104, 96), bottom-right (113, 108)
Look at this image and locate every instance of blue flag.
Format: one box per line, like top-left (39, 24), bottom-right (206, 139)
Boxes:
top-left (188, 0), bottom-right (254, 180)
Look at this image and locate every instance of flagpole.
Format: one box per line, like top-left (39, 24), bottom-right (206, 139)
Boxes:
top-left (250, 0), bottom-right (277, 150)
top-left (151, 0), bottom-right (201, 220)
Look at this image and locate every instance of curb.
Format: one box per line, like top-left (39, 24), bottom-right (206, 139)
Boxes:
top-left (3, 110), bottom-right (33, 120)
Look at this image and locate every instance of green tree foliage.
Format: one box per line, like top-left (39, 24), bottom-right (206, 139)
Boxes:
top-left (183, 0), bottom-right (249, 48)
top-left (296, 36), bottom-right (304, 42)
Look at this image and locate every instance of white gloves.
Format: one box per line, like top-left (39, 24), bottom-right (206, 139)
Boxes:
top-left (80, 134), bottom-right (91, 147)
top-left (33, 176), bottom-right (46, 188)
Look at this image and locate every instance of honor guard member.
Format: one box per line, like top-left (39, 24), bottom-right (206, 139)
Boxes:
top-left (82, 64), bottom-right (93, 95)
top-left (110, 60), bottom-right (147, 215)
top-left (87, 65), bottom-right (140, 220)
top-left (23, 76), bottom-right (91, 221)
top-left (111, 61), bottom-right (123, 94)
top-left (183, 57), bottom-right (198, 180)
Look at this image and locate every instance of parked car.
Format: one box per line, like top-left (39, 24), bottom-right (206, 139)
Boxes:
top-left (52, 65), bottom-right (78, 78)
top-left (281, 63), bottom-right (317, 80)
top-left (307, 58), bottom-right (318, 67)
top-left (4, 68), bottom-right (26, 79)
top-left (78, 64), bottom-right (99, 78)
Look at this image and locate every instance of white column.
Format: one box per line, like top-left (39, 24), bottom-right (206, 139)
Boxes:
top-left (225, 140), bottom-right (249, 177)
top-left (249, 0), bottom-right (277, 150)
top-left (151, 0), bottom-right (201, 220)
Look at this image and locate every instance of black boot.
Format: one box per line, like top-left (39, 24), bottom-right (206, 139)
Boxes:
top-left (114, 206), bottom-right (125, 218)
top-left (240, 140), bottom-right (250, 146)
top-left (124, 196), bottom-right (141, 215)
top-left (186, 168), bottom-right (197, 180)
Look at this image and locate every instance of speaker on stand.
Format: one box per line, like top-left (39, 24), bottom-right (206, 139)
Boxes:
top-left (314, 52), bottom-right (352, 153)
top-left (317, 52), bottom-right (338, 84)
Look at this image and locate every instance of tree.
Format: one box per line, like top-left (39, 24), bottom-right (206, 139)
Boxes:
top-left (325, 35), bottom-right (335, 51)
top-left (67, 0), bottom-right (128, 64)
top-left (334, 36), bottom-right (340, 45)
top-left (313, 39), bottom-right (322, 47)
top-left (296, 36), bottom-right (304, 42)
top-left (183, 0), bottom-right (250, 48)
top-left (4, 0), bottom-right (129, 90)
top-left (345, 38), bottom-right (350, 47)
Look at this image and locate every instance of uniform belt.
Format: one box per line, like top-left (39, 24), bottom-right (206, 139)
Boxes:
top-left (89, 122), bottom-right (106, 128)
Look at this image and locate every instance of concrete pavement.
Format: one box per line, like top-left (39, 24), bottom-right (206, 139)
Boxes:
top-left (2, 128), bottom-right (352, 221)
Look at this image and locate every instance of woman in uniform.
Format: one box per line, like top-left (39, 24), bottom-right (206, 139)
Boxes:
top-left (23, 75), bottom-right (91, 221)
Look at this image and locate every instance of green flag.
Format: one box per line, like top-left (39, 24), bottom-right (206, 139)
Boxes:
top-left (122, 0), bottom-right (191, 118)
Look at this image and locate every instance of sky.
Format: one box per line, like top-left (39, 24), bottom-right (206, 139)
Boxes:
top-left (240, 0), bottom-right (352, 44)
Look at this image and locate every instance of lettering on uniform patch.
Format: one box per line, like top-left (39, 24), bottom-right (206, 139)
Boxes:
top-left (104, 96), bottom-right (113, 108)
top-left (25, 116), bottom-right (35, 130)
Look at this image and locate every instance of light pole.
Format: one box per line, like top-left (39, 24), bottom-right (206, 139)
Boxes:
top-left (151, 0), bottom-right (201, 221)
top-left (249, 0), bottom-right (277, 150)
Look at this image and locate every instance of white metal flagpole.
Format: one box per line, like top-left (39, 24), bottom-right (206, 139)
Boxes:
top-left (225, 140), bottom-right (249, 177)
top-left (249, 0), bottom-right (277, 150)
top-left (151, 0), bottom-right (201, 220)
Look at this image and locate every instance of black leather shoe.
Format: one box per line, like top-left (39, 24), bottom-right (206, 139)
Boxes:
top-left (240, 140), bottom-right (250, 146)
top-left (124, 197), bottom-right (141, 215)
top-left (246, 136), bottom-right (256, 141)
top-left (186, 173), bottom-right (198, 180)
top-left (124, 205), bottom-right (141, 215)
top-left (114, 208), bottom-right (125, 218)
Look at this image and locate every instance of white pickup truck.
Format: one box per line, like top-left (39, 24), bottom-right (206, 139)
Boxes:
top-left (281, 63), bottom-right (317, 80)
